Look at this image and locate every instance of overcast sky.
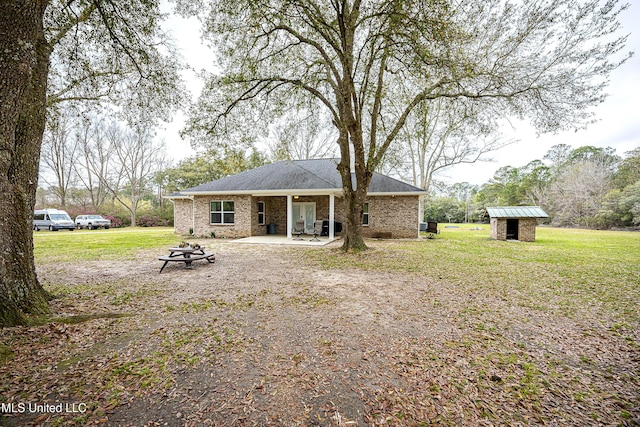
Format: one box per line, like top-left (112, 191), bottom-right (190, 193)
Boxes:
top-left (160, 2), bottom-right (639, 187)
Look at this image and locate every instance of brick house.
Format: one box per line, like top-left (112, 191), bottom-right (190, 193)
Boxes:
top-left (487, 206), bottom-right (549, 242)
top-left (166, 158), bottom-right (427, 240)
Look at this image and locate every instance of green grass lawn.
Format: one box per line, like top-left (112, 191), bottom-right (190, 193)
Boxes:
top-left (307, 225), bottom-right (640, 324)
top-left (33, 226), bottom-right (179, 262)
top-left (33, 224), bottom-right (639, 324)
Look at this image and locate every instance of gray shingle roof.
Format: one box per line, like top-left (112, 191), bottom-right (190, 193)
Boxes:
top-left (486, 206), bottom-right (549, 218)
top-left (179, 158), bottom-right (426, 195)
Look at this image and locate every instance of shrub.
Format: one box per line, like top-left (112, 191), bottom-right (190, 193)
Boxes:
top-left (137, 215), bottom-right (169, 227)
top-left (103, 214), bottom-right (130, 228)
top-left (66, 208), bottom-right (96, 220)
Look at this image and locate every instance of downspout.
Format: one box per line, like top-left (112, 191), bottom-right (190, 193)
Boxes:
top-left (418, 196), bottom-right (422, 239)
top-left (329, 193), bottom-right (335, 240)
top-left (190, 196), bottom-right (195, 235)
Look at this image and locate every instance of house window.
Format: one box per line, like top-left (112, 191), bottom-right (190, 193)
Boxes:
top-left (363, 202), bottom-right (369, 226)
top-left (257, 201), bottom-right (265, 225)
top-left (210, 201), bottom-right (235, 224)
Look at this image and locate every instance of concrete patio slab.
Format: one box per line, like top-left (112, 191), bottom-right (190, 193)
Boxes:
top-left (230, 235), bottom-right (338, 246)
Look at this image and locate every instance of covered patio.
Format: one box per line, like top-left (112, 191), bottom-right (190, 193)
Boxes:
top-left (257, 193), bottom-right (341, 240)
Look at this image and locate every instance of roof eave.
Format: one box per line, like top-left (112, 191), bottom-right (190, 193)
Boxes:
top-left (490, 215), bottom-right (549, 218)
top-left (163, 194), bottom-right (192, 200)
top-left (179, 189), bottom-right (427, 197)
top-left (180, 188), bottom-right (342, 197)
top-left (367, 191), bottom-right (428, 196)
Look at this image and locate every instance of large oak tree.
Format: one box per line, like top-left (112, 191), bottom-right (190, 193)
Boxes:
top-left (0, 0), bottom-right (185, 327)
top-left (182, 0), bottom-right (630, 251)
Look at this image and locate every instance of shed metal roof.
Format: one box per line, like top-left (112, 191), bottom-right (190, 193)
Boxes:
top-left (487, 206), bottom-right (548, 218)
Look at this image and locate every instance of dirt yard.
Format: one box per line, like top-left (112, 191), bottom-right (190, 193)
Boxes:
top-left (1, 239), bottom-right (638, 426)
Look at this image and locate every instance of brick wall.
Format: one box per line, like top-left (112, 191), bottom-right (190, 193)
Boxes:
top-left (490, 217), bottom-right (538, 241)
top-left (251, 197), bottom-right (272, 236)
top-left (251, 196), bottom-right (290, 236)
top-left (490, 218), bottom-right (503, 240)
top-left (173, 199), bottom-right (192, 235)
top-left (173, 194), bottom-right (420, 239)
top-left (518, 218), bottom-right (538, 242)
top-left (362, 195), bottom-right (419, 239)
top-left (191, 195), bottom-right (253, 238)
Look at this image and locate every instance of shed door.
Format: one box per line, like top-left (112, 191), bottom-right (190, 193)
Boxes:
top-left (506, 219), bottom-right (519, 240)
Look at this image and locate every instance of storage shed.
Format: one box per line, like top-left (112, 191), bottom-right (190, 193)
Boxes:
top-left (487, 206), bottom-right (548, 242)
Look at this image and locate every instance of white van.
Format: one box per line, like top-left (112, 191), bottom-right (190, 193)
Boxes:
top-left (33, 209), bottom-right (75, 231)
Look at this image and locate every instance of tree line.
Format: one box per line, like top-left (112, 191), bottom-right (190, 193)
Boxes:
top-left (38, 109), bottom-right (170, 226)
top-left (37, 109), bottom-right (271, 226)
top-left (426, 144), bottom-right (640, 229)
top-left (41, 108), bottom-right (640, 233)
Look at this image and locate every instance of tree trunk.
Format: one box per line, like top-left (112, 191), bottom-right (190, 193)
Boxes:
top-left (336, 134), bottom-right (370, 252)
top-left (0, 0), bottom-right (51, 327)
top-left (341, 182), bottom-right (368, 251)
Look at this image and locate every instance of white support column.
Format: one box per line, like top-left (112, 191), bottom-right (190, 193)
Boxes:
top-left (329, 194), bottom-right (335, 240)
top-left (287, 195), bottom-right (293, 238)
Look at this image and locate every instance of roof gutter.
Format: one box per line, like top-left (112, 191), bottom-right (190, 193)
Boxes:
top-left (179, 189), bottom-right (343, 197)
top-left (367, 191), bottom-right (429, 196)
top-left (174, 189), bottom-right (427, 197)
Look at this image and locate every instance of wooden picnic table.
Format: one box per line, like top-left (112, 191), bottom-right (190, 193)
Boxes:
top-left (158, 247), bottom-right (215, 273)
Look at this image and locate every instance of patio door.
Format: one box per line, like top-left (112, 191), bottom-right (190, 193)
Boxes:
top-left (292, 202), bottom-right (316, 233)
